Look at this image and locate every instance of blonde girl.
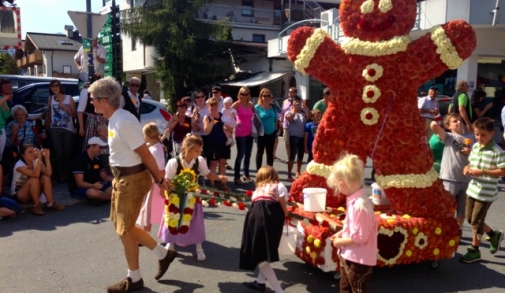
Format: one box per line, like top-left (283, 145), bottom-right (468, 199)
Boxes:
top-left (327, 154), bottom-right (377, 293)
top-left (136, 123), bottom-right (165, 232)
top-left (158, 134), bottom-right (226, 261)
top-left (239, 166), bottom-right (288, 293)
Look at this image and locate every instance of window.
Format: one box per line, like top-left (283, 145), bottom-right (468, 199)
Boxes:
top-left (252, 34), bottom-right (265, 43)
top-left (242, 0), bottom-right (253, 17)
top-left (132, 37), bottom-right (137, 51)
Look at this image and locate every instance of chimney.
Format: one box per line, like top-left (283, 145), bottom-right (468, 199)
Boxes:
top-left (64, 25), bottom-right (74, 38)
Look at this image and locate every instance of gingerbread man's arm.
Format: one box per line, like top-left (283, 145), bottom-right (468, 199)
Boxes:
top-left (406, 20), bottom-right (476, 84)
top-left (287, 27), bottom-right (348, 85)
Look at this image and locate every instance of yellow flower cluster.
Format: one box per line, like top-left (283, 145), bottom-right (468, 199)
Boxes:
top-left (362, 63), bottom-right (384, 82)
top-left (306, 160), bottom-right (333, 178)
top-left (361, 0), bottom-right (374, 14)
top-left (375, 168), bottom-right (438, 189)
top-left (431, 25), bottom-right (463, 69)
top-left (362, 85), bottom-right (381, 103)
top-left (294, 29), bottom-right (328, 75)
top-left (378, 0), bottom-right (393, 13)
top-left (360, 108), bottom-right (380, 125)
top-left (377, 226), bottom-right (408, 266)
top-left (342, 36), bottom-right (410, 57)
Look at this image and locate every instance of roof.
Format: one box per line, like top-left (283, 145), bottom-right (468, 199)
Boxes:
top-left (24, 32), bottom-right (82, 52)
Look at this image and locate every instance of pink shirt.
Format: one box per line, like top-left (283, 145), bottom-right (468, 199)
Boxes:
top-left (235, 103), bottom-right (253, 137)
top-left (340, 188), bottom-right (378, 266)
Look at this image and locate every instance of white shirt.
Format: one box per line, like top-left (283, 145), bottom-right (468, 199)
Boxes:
top-left (222, 107), bottom-right (237, 127)
top-left (50, 95), bottom-right (75, 133)
top-left (165, 155), bottom-right (211, 179)
top-left (77, 88), bottom-right (88, 113)
top-left (74, 45), bottom-right (107, 77)
top-left (418, 96), bottom-right (438, 119)
top-left (251, 183), bottom-right (288, 201)
top-left (108, 108), bottom-right (145, 167)
top-left (192, 104), bottom-right (210, 136)
top-left (11, 160), bottom-right (29, 195)
top-left (119, 90), bottom-right (140, 114)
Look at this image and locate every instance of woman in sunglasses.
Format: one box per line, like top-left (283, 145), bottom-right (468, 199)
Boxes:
top-left (255, 88), bottom-right (278, 170)
top-left (46, 79), bottom-right (76, 183)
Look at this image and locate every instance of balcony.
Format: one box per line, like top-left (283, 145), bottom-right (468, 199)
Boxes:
top-left (199, 4), bottom-right (282, 26)
top-left (27, 51), bottom-right (43, 66)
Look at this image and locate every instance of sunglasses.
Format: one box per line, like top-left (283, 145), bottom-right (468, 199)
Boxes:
top-left (196, 95), bottom-right (205, 99)
top-left (130, 84), bottom-right (140, 87)
top-left (177, 105), bottom-right (187, 108)
top-left (262, 95), bottom-right (272, 98)
top-left (90, 97), bottom-right (106, 100)
top-left (240, 93), bottom-right (249, 96)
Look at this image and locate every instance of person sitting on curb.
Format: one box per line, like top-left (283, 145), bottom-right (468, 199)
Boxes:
top-left (69, 137), bottom-right (113, 203)
top-left (0, 165), bottom-right (20, 219)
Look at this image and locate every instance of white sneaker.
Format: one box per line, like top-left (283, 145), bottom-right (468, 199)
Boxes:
top-left (196, 249), bottom-right (206, 261)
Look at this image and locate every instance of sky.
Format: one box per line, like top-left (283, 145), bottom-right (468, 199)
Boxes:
top-left (15, 0), bottom-right (109, 36)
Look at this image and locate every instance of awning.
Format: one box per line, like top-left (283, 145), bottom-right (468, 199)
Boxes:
top-left (220, 72), bottom-right (291, 87)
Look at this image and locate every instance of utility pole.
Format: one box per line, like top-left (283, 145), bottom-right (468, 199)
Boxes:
top-left (86, 0), bottom-right (95, 79)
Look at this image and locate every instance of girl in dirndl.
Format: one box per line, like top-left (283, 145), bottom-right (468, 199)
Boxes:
top-left (239, 166), bottom-right (288, 293)
top-left (158, 134), bottom-right (227, 261)
top-left (136, 123), bottom-right (165, 232)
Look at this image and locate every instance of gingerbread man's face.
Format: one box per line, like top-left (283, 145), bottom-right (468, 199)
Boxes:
top-left (340, 0), bottom-right (418, 42)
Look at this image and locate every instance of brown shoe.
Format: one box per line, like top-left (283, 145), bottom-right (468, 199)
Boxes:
top-left (107, 277), bottom-right (143, 293)
top-left (31, 204), bottom-right (44, 215)
top-left (154, 250), bottom-right (177, 280)
top-left (47, 202), bottom-right (66, 211)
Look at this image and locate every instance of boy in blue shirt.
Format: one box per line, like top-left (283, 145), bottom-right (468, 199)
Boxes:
top-left (304, 109), bottom-right (321, 163)
top-left (461, 117), bottom-right (505, 263)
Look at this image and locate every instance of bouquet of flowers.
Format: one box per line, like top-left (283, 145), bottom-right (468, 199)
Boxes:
top-left (164, 168), bottom-right (199, 235)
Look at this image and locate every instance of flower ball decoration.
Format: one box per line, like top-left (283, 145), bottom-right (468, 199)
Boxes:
top-left (295, 221), bottom-right (333, 267)
top-left (287, 0), bottom-right (476, 218)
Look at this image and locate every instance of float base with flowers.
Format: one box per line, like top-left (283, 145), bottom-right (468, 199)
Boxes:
top-left (285, 0), bottom-right (476, 270)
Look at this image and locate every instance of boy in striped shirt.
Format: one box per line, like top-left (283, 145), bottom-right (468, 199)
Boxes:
top-left (461, 117), bottom-right (505, 263)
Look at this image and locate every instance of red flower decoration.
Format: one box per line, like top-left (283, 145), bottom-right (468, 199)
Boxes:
top-left (168, 204), bottom-right (179, 214)
top-left (183, 208), bottom-right (194, 215)
top-left (209, 198), bottom-right (216, 207)
top-left (179, 225), bottom-right (189, 234)
top-left (164, 199), bottom-right (169, 205)
top-left (238, 202), bottom-right (245, 210)
top-left (245, 190), bottom-right (253, 197)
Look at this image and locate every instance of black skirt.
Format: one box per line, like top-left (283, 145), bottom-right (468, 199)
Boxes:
top-left (239, 200), bottom-right (285, 271)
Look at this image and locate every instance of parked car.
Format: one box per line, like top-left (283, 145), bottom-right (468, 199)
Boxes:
top-left (28, 96), bottom-right (172, 135)
top-left (0, 75), bottom-right (78, 90)
top-left (13, 81), bottom-right (80, 114)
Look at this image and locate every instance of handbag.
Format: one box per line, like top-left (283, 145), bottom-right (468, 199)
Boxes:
top-left (251, 113), bottom-right (264, 138)
top-left (278, 220), bottom-right (297, 255)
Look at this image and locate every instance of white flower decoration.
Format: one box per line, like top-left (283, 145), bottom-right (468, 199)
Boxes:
top-left (362, 63), bottom-right (384, 82)
top-left (294, 29), bottom-right (328, 75)
top-left (360, 108), bottom-right (379, 125)
top-left (342, 36), bottom-right (410, 57)
top-left (362, 85), bottom-right (381, 103)
top-left (306, 161), bottom-right (333, 178)
top-left (414, 232), bottom-right (428, 249)
top-left (375, 168), bottom-right (439, 189)
top-left (430, 25), bottom-right (463, 69)
top-left (377, 226), bottom-right (409, 266)
top-left (378, 0), bottom-right (393, 13)
top-left (361, 0), bottom-right (374, 14)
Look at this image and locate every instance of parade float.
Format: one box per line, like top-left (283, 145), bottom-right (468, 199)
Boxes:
top-left (282, 0), bottom-right (476, 274)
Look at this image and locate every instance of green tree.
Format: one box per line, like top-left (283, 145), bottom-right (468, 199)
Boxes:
top-left (121, 0), bottom-right (233, 109)
top-left (0, 52), bottom-right (20, 74)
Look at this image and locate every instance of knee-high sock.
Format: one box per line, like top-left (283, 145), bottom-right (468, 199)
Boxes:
top-left (256, 270), bottom-right (266, 284)
top-left (258, 261), bottom-right (283, 293)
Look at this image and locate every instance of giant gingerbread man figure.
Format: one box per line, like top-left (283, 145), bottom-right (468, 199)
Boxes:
top-left (288, 0), bottom-right (476, 219)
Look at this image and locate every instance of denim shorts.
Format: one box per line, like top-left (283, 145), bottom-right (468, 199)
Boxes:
top-left (71, 181), bottom-right (112, 200)
top-left (0, 197), bottom-right (20, 214)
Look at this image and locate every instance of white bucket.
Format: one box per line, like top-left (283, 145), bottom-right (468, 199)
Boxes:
top-left (303, 187), bottom-right (327, 212)
top-left (278, 223), bottom-right (297, 255)
top-left (371, 183), bottom-right (389, 205)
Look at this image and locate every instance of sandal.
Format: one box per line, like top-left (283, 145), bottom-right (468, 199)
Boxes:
top-left (234, 179), bottom-right (244, 185)
top-left (196, 249), bottom-right (206, 261)
top-left (242, 176), bottom-right (253, 183)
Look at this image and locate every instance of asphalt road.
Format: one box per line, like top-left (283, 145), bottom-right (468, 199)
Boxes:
top-left (1, 139), bottom-right (505, 293)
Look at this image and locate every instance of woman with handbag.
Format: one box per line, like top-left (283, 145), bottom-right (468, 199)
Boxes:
top-left (254, 88), bottom-right (278, 170)
top-left (232, 87), bottom-right (255, 185)
top-left (45, 79), bottom-right (76, 183)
